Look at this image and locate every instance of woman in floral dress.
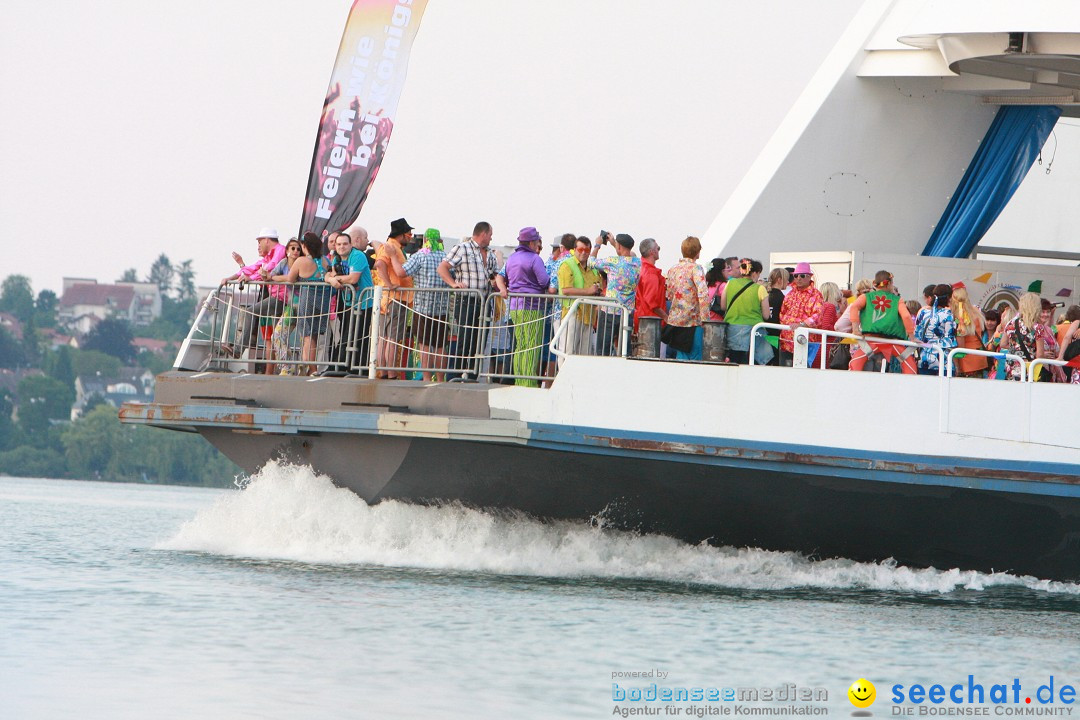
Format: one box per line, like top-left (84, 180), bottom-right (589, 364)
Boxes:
top-left (664, 236), bottom-right (710, 361)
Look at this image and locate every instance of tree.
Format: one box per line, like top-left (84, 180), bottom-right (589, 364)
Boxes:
top-left (70, 348), bottom-right (122, 378)
top-left (0, 275), bottom-right (35, 325)
top-left (147, 254), bottom-right (174, 296)
top-left (20, 313), bottom-right (41, 367)
top-left (119, 268), bottom-right (138, 283)
top-left (34, 289), bottom-right (58, 328)
top-left (16, 374), bottom-right (74, 443)
top-left (137, 349), bottom-right (171, 375)
top-left (0, 390), bottom-right (17, 450)
top-left (0, 446), bottom-right (66, 478)
top-left (44, 345), bottom-right (77, 391)
top-left (62, 404), bottom-right (122, 477)
top-left (176, 260), bottom-right (196, 301)
top-left (82, 318), bottom-right (136, 363)
top-left (61, 405), bottom-right (241, 485)
top-left (0, 327), bottom-right (24, 369)
top-left (141, 296), bottom-right (196, 342)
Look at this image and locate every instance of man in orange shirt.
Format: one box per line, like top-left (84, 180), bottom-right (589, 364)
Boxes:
top-left (373, 217), bottom-right (415, 378)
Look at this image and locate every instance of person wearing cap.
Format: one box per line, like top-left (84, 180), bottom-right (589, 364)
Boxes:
top-left (220, 227), bottom-right (286, 360)
top-left (402, 228), bottom-right (451, 382)
top-left (495, 227), bottom-right (550, 387)
top-left (438, 221), bottom-right (499, 379)
top-left (589, 232), bottom-right (641, 356)
top-left (373, 218), bottom-right (416, 379)
top-left (778, 261), bottom-right (825, 365)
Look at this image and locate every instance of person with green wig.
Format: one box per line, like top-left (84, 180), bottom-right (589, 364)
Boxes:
top-left (402, 227), bottom-right (451, 381)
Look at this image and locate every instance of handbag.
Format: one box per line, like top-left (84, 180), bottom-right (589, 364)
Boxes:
top-left (710, 280), bottom-right (755, 318)
top-left (1064, 337), bottom-right (1080, 362)
top-left (660, 324), bottom-right (697, 353)
top-left (827, 343), bottom-right (851, 370)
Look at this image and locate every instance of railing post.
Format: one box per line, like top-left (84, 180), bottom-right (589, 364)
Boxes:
top-left (702, 321), bottom-right (726, 362)
top-left (792, 327), bottom-right (809, 368)
top-left (368, 286), bottom-right (382, 380)
top-left (634, 316), bottom-right (661, 358)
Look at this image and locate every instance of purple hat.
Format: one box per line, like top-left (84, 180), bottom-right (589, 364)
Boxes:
top-left (794, 262), bottom-right (813, 275)
top-left (517, 227), bottom-right (542, 245)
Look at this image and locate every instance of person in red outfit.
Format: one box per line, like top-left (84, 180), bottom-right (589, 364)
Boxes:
top-left (634, 238), bottom-right (666, 331)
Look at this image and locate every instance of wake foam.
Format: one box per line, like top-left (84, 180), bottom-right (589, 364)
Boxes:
top-left (159, 461), bottom-right (1080, 595)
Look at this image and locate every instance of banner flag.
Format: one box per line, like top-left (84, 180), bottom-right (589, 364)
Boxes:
top-left (299, 0), bottom-right (429, 238)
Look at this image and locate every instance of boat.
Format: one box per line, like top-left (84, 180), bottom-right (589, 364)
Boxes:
top-left (121, 0), bottom-right (1080, 582)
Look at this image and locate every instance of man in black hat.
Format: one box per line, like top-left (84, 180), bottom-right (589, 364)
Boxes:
top-left (589, 231), bottom-right (641, 356)
top-left (372, 218), bottom-right (415, 378)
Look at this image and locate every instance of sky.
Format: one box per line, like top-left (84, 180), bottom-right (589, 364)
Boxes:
top-left (0, 0), bottom-right (867, 296)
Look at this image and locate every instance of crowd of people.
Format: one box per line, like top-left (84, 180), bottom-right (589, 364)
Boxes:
top-left (218, 222), bottom-right (1080, 386)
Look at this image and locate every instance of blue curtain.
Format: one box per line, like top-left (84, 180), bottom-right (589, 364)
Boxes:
top-left (921, 105), bottom-right (1061, 258)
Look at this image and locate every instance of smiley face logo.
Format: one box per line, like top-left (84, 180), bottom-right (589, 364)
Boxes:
top-left (848, 679), bottom-right (876, 708)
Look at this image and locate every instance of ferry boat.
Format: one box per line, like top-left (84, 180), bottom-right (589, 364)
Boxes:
top-left (121, 1), bottom-right (1080, 582)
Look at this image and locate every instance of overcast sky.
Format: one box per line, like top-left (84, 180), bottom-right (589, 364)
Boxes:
top-left (1, 0), bottom-right (869, 296)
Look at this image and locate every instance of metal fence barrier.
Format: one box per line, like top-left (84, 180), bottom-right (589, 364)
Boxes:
top-left (194, 280), bottom-right (355, 375)
top-left (175, 283), bottom-right (1070, 386)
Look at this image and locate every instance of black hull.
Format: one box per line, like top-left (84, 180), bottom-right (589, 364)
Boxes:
top-left (207, 430), bottom-right (1080, 582)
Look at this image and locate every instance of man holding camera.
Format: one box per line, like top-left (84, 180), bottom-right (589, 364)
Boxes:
top-left (590, 231), bottom-right (641, 356)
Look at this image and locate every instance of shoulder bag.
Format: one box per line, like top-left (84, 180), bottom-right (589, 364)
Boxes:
top-left (711, 279), bottom-right (754, 318)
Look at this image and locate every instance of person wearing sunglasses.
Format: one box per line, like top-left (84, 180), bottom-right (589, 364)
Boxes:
top-left (778, 262), bottom-right (824, 365)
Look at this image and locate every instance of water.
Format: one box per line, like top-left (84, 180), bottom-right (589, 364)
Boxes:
top-left (3, 466), bottom-right (1079, 720)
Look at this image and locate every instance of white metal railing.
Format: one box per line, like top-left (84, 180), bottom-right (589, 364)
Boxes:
top-left (550, 297), bottom-right (630, 360)
top-left (793, 326), bottom-right (945, 374)
top-left (175, 284), bottom-right (1067, 386)
top-left (1028, 357), bottom-right (1074, 383)
top-left (946, 347), bottom-right (1027, 382)
top-left (748, 322), bottom-right (948, 374)
top-left (748, 322), bottom-right (790, 366)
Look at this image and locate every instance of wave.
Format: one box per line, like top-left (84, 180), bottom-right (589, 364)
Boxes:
top-left (158, 461), bottom-right (1080, 595)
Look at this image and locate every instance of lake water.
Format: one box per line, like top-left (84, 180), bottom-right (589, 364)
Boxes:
top-left (3, 466), bottom-right (1080, 719)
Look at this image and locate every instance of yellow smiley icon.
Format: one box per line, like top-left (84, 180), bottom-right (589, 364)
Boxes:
top-left (848, 679), bottom-right (876, 708)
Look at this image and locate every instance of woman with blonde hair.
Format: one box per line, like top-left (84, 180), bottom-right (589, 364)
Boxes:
top-left (999, 292), bottom-right (1065, 382)
top-left (813, 281), bottom-right (843, 366)
top-left (765, 267), bottom-right (789, 364)
top-left (950, 285), bottom-right (988, 377)
top-left (664, 236), bottom-right (710, 361)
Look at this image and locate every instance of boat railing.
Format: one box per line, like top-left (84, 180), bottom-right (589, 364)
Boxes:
top-left (1028, 357), bottom-right (1075, 383)
top-left (790, 326), bottom-right (946, 373)
top-left (181, 280), bottom-right (355, 375)
top-left (747, 322), bottom-right (790, 366)
top-left (945, 347), bottom-right (1027, 382)
top-left (549, 297), bottom-right (631, 362)
top-left (175, 283), bottom-right (1069, 385)
top-left (357, 285), bottom-right (487, 380)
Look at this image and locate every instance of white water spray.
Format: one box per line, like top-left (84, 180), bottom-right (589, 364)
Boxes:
top-left (159, 461), bottom-right (1080, 595)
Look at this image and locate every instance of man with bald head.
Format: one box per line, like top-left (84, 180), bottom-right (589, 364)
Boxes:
top-left (348, 225), bottom-right (376, 270)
